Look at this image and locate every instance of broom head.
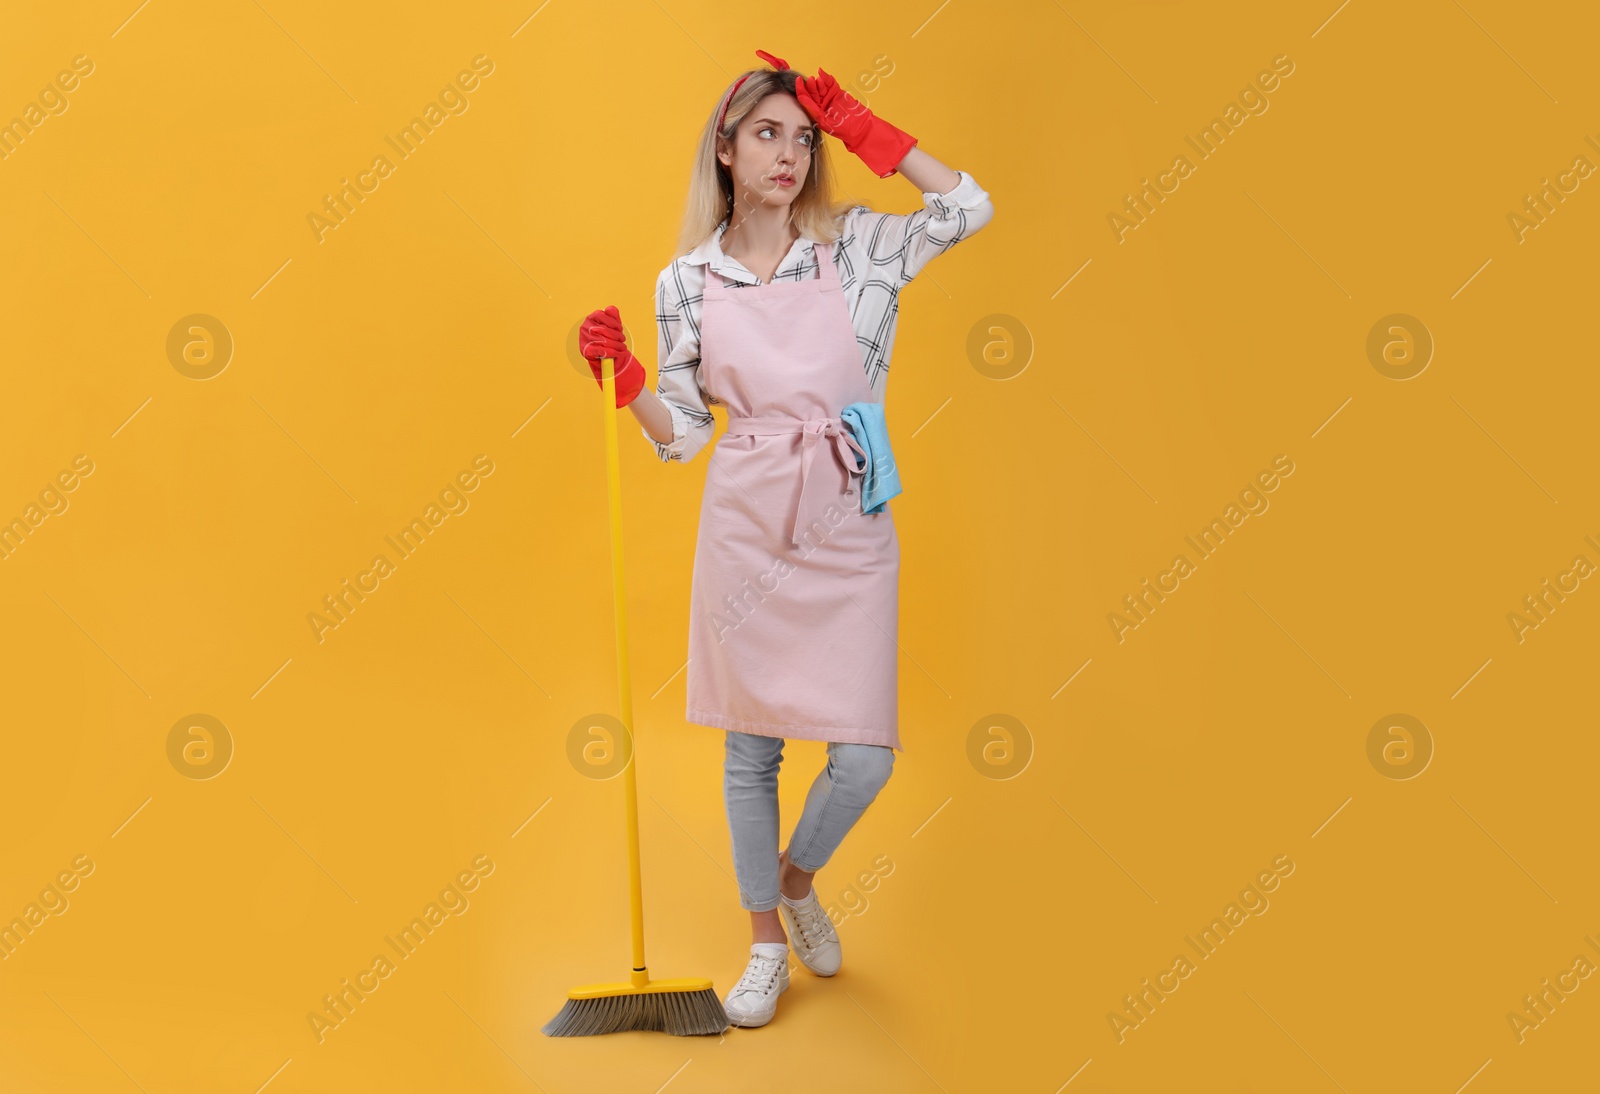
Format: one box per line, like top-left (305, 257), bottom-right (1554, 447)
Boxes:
top-left (542, 976), bottom-right (729, 1037)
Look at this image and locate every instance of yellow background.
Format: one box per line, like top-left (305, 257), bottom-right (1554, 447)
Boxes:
top-left (3, 0), bottom-right (1597, 1091)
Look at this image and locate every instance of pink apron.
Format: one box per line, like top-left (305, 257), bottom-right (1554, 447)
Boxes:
top-left (684, 240), bottom-right (902, 752)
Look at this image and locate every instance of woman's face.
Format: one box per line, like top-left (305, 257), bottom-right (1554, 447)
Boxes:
top-left (718, 92), bottom-right (816, 208)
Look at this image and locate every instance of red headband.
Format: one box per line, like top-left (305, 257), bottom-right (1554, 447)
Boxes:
top-left (717, 49), bottom-right (790, 134)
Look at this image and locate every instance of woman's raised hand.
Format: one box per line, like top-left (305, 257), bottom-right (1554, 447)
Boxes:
top-left (579, 305), bottom-right (647, 408)
top-left (795, 67), bottom-right (917, 179)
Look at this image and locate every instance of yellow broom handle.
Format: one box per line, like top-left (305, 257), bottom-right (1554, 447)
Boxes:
top-left (600, 357), bottom-right (650, 988)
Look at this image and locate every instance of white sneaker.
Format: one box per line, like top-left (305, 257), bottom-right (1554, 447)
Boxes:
top-left (723, 945), bottom-right (790, 1028)
top-left (778, 886), bottom-right (842, 976)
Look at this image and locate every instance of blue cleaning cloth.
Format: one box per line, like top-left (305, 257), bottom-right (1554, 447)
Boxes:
top-left (839, 401), bottom-right (903, 514)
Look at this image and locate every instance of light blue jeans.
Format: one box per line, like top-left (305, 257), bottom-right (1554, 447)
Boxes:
top-left (723, 730), bottom-right (896, 912)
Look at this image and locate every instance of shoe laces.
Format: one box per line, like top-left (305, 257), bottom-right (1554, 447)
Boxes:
top-left (733, 952), bottom-right (785, 996)
top-left (787, 891), bottom-right (831, 946)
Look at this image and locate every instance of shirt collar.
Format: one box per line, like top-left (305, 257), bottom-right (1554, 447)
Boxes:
top-left (680, 221), bottom-right (815, 283)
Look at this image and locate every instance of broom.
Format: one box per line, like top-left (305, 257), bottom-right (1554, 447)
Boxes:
top-left (542, 354), bottom-right (730, 1037)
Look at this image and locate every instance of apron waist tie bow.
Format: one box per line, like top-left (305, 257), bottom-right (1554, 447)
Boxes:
top-left (726, 414), bottom-right (869, 545)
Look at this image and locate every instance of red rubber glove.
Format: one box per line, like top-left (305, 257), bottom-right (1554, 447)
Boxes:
top-left (795, 67), bottom-right (917, 178)
top-left (579, 305), bottom-right (647, 408)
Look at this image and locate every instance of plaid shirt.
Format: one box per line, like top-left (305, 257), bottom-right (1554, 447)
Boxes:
top-left (645, 169), bottom-right (995, 462)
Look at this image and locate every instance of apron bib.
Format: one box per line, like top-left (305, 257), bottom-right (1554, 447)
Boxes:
top-left (684, 240), bottom-right (902, 751)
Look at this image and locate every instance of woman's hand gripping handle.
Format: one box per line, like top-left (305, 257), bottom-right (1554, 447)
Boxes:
top-left (579, 305), bottom-right (647, 408)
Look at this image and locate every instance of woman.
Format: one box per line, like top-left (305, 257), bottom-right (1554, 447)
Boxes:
top-left (578, 49), bottom-right (994, 1028)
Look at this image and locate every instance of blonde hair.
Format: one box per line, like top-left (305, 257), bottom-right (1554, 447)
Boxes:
top-left (673, 66), bottom-right (856, 258)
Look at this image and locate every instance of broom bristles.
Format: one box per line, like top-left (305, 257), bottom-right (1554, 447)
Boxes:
top-left (542, 988), bottom-right (729, 1037)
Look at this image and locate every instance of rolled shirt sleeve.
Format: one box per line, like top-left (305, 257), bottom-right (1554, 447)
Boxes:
top-left (644, 268), bottom-right (717, 463)
top-left (852, 168), bottom-right (995, 288)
